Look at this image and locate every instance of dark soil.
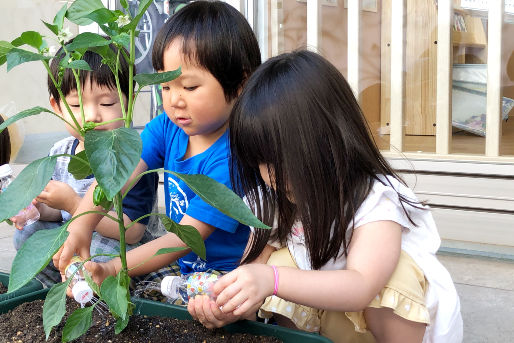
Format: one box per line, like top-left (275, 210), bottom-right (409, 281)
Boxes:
top-left (0, 283), bottom-right (7, 294)
top-left (0, 298), bottom-right (281, 343)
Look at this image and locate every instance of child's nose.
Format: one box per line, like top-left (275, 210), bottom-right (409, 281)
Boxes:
top-left (84, 106), bottom-right (102, 123)
top-left (169, 92), bottom-right (184, 107)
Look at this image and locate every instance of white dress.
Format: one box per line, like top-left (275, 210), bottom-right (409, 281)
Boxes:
top-left (265, 175), bottom-right (463, 343)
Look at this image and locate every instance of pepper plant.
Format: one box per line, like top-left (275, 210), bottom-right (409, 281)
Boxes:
top-left (0, 0), bottom-right (268, 341)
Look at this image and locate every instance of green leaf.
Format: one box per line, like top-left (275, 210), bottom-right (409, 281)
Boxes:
top-left (0, 55), bottom-right (5, 66)
top-left (93, 184), bottom-right (113, 210)
top-left (155, 247), bottom-right (187, 256)
top-left (134, 68), bottom-right (182, 88)
top-left (0, 156), bottom-right (57, 222)
top-left (43, 281), bottom-right (71, 339)
top-left (158, 214), bottom-right (206, 260)
top-left (124, 0), bottom-right (153, 31)
top-left (66, 0), bottom-right (105, 25)
top-left (0, 40), bottom-right (14, 55)
top-left (170, 172), bottom-right (270, 229)
top-left (86, 8), bottom-right (117, 25)
top-left (42, 20), bottom-right (59, 35)
top-left (8, 224), bottom-right (69, 292)
top-left (85, 128), bottom-right (142, 200)
top-left (68, 150), bottom-right (92, 179)
top-left (114, 314), bottom-right (130, 334)
top-left (6, 48), bottom-right (50, 71)
top-left (111, 33), bottom-right (130, 50)
top-left (16, 31), bottom-right (44, 50)
top-left (120, 0), bottom-right (129, 10)
top-left (62, 306), bottom-right (94, 342)
top-left (100, 275), bottom-right (128, 320)
top-left (0, 106), bottom-right (53, 134)
top-left (65, 32), bottom-right (111, 51)
top-left (88, 44), bottom-right (117, 70)
top-left (53, 3), bottom-right (68, 31)
top-left (68, 59), bottom-right (92, 71)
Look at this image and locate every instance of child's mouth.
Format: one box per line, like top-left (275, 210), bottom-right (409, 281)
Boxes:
top-left (176, 117), bottom-right (192, 125)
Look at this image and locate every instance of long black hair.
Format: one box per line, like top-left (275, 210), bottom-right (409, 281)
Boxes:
top-left (230, 50), bottom-right (420, 269)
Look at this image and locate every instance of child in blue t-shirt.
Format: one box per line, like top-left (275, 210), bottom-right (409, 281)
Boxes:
top-left (13, 40), bottom-right (158, 286)
top-left (54, 1), bottom-right (261, 291)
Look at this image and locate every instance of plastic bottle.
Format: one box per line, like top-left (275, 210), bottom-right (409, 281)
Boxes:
top-left (65, 256), bottom-right (93, 306)
top-left (0, 164), bottom-right (40, 227)
top-left (161, 272), bottom-right (220, 304)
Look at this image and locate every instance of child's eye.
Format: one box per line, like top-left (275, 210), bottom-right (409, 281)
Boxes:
top-left (184, 86), bottom-right (198, 91)
top-left (70, 104), bottom-right (80, 108)
top-left (162, 86), bottom-right (170, 91)
top-left (101, 103), bottom-right (116, 107)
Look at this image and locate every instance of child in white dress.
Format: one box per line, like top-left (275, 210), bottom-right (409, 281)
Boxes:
top-left (188, 50), bottom-right (463, 343)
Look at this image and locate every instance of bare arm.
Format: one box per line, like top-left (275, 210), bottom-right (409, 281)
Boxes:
top-left (214, 220), bottom-right (402, 315)
top-left (88, 214), bottom-right (216, 283)
top-left (95, 212), bottom-right (146, 245)
top-left (53, 159), bottom-right (149, 272)
top-left (36, 202), bottom-right (63, 222)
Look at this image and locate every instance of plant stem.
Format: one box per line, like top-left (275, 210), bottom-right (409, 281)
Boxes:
top-left (114, 49), bottom-right (128, 120)
top-left (43, 60), bottom-right (81, 133)
top-left (126, 29), bottom-right (135, 128)
top-left (114, 192), bottom-right (128, 275)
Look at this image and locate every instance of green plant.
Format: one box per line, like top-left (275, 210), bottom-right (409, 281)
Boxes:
top-left (0, 1), bottom-right (268, 341)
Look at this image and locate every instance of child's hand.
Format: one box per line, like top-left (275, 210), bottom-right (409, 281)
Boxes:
top-left (188, 294), bottom-right (243, 329)
top-left (84, 260), bottom-right (117, 286)
top-left (9, 216), bottom-right (23, 230)
top-left (53, 229), bottom-right (92, 273)
top-left (36, 180), bottom-right (80, 214)
top-left (213, 264), bottom-right (274, 317)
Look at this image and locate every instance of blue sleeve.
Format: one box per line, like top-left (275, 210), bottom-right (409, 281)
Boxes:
top-left (122, 172), bottom-right (158, 225)
top-left (141, 113), bottom-right (167, 170)
top-left (186, 159), bottom-right (240, 233)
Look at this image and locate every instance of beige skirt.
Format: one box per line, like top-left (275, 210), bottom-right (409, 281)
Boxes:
top-left (259, 248), bottom-right (430, 342)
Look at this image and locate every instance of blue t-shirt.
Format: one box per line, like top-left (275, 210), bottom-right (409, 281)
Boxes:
top-left (141, 113), bottom-right (250, 274)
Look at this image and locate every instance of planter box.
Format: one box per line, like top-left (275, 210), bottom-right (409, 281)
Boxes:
top-left (0, 286), bottom-right (48, 315)
top-left (0, 271), bottom-right (44, 313)
top-left (133, 297), bottom-right (332, 343)
top-left (0, 286), bottom-right (332, 342)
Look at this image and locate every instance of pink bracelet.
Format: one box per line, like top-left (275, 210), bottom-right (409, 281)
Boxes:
top-left (271, 265), bottom-right (279, 296)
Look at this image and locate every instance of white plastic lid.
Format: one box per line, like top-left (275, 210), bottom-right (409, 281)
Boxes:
top-left (0, 164), bottom-right (12, 178)
top-left (72, 280), bottom-right (93, 304)
top-left (161, 275), bottom-right (181, 299)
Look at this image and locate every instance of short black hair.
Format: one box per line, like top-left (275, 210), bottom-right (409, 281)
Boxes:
top-left (152, 1), bottom-right (261, 101)
top-left (47, 38), bottom-right (133, 107)
top-left (0, 115), bottom-right (11, 165)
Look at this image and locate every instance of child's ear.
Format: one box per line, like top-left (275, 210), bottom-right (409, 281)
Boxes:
top-left (49, 97), bottom-right (63, 115)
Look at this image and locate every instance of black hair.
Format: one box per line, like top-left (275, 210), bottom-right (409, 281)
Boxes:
top-left (47, 38), bottom-right (133, 108)
top-left (0, 116), bottom-right (11, 165)
top-left (152, 0), bottom-right (261, 102)
top-left (230, 50), bottom-right (422, 269)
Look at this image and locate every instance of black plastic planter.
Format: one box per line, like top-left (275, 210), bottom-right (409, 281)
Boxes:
top-left (133, 297), bottom-right (333, 343)
top-left (0, 271), bottom-right (45, 314)
top-left (0, 285), bottom-right (332, 342)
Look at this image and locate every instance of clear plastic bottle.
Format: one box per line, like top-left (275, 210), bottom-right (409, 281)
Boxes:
top-left (161, 272), bottom-right (220, 304)
top-left (0, 164), bottom-right (40, 227)
top-left (65, 256), bottom-right (93, 306)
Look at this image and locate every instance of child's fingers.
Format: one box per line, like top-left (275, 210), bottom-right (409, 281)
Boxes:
top-left (53, 245), bottom-right (64, 270)
top-left (212, 271), bottom-right (237, 295)
top-left (216, 280), bottom-right (245, 311)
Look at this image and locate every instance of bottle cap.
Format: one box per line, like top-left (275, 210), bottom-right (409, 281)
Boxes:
top-left (72, 280), bottom-right (93, 304)
top-left (161, 275), bottom-right (181, 299)
top-left (0, 164), bottom-right (12, 178)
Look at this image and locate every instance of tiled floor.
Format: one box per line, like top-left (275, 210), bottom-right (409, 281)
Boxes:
top-left (1, 221), bottom-right (513, 342)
